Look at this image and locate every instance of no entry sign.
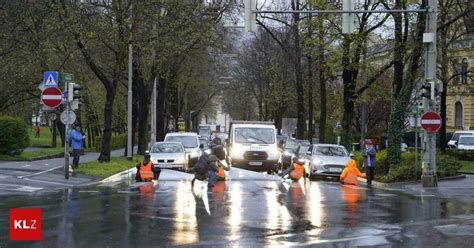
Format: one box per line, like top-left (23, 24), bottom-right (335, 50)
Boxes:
top-left (420, 111), bottom-right (442, 132)
top-left (41, 87), bottom-right (63, 109)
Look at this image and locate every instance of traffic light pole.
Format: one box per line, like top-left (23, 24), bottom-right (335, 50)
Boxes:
top-left (64, 82), bottom-right (70, 179)
top-left (421, 0), bottom-right (438, 187)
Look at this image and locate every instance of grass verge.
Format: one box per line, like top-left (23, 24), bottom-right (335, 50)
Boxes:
top-left (459, 160), bottom-right (474, 173)
top-left (0, 147), bottom-right (64, 161)
top-left (76, 155), bottom-right (143, 178)
top-left (29, 126), bottom-right (52, 147)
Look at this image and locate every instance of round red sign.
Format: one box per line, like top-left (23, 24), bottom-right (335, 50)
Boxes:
top-left (41, 87), bottom-right (63, 109)
top-left (420, 111), bottom-right (442, 132)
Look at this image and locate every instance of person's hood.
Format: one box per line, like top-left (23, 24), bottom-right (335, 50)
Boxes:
top-left (143, 159), bottom-right (150, 164)
top-left (345, 159), bottom-right (356, 168)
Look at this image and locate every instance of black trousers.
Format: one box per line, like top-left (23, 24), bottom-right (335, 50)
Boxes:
top-left (366, 166), bottom-right (375, 185)
top-left (72, 149), bottom-right (81, 168)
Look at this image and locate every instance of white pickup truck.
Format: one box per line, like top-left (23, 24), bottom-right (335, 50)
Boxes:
top-left (226, 121), bottom-right (280, 172)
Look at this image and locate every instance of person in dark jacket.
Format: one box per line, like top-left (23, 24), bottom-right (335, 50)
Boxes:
top-left (190, 152), bottom-right (217, 189)
top-left (135, 151), bottom-right (161, 182)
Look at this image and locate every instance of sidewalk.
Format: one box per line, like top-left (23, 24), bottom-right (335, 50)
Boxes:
top-left (360, 175), bottom-right (474, 204)
top-left (0, 148), bottom-right (134, 196)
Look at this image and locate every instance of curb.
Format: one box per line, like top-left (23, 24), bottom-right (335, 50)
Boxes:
top-left (459, 171), bottom-right (474, 175)
top-left (29, 153), bottom-right (64, 161)
top-left (100, 167), bottom-right (136, 184)
top-left (357, 174), bottom-right (467, 189)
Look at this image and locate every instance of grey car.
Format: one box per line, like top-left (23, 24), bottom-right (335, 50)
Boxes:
top-left (149, 142), bottom-right (188, 171)
top-left (304, 144), bottom-right (351, 178)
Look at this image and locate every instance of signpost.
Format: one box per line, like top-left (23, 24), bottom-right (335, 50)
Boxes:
top-left (43, 71), bottom-right (58, 87)
top-left (41, 87), bottom-right (63, 109)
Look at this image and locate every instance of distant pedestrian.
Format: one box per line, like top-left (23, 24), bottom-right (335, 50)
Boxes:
top-left (69, 125), bottom-right (86, 169)
top-left (35, 126), bottom-right (41, 138)
top-left (363, 141), bottom-right (377, 186)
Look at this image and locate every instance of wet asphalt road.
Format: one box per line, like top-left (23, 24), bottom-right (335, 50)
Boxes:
top-left (1, 168), bottom-right (474, 247)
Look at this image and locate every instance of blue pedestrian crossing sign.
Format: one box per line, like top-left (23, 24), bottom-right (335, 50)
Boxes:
top-left (43, 71), bottom-right (58, 87)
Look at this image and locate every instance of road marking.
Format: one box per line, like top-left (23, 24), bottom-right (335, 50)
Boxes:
top-left (79, 190), bottom-right (99, 193)
top-left (22, 164), bottom-right (31, 168)
top-left (0, 184), bottom-right (42, 192)
top-left (23, 178), bottom-right (74, 186)
top-left (17, 166), bottom-right (62, 179)
top-left (130, 212), bottom-right (193, 222)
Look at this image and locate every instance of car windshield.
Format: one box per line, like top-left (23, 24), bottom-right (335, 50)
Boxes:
top-left (459, 137), bottom-right (474, 145)
top-left (452, 133), bottom-right (473, 140)
top-left (285, 140), bottom-right (299, 149)
top-left (151, 143), bottom-right (183, 153)
top-left (234, 127), bottom-right (275, 144)
top-left (314, 146), bottom-right (348, 157)
top-left (296, 145), bottom-right (310, 155)
top-left (165, 136), bottom-right (198, 148)
top-left (199, 139), bottom-right (209, 148)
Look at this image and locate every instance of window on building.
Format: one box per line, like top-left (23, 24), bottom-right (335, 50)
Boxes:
top-left (455, 102), bottom-right (463, 128)
top-left (453, 59), bottom-right (461, 84)
top-left (462, 58), bottom-right (469, 84)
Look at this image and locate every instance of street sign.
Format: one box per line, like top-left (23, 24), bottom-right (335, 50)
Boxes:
top-left (63, 73), bottom-right (74, 82)
top-left (49, 113), bottom-right (57, 121)
top-left (60, 111), bottom-right (76, 125)
top-left (335, 121), bottom-right (341, 129)
top-left (43, 71), bottom-right (58, 87)
top-left (420, 111), bottom-right (442, 132)
top-left (178, 117), bottom-right (185, 132)
top-left (41, 87), bottom-right (63, 109)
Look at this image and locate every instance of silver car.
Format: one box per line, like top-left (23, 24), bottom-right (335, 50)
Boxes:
top-left (149, 142), bottom-right (188, 170)
top-left (304, 144), bottom-right (351, 178)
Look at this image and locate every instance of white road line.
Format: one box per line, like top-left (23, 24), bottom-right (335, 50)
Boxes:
top-left (0, 184), bottom-right (43, 192)
top-left (23, 177), bottom-right (74, 186)
top-left (17, 166), bottom-right (63, 179)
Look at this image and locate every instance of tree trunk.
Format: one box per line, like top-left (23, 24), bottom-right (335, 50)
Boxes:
top-left (137, 81), bottom-right (150, 154)
top-left (341, 36), bottom-right (354, 149)
top-left (156, 76), bottom-right (167, 141)
top-left (98, 88), bottom-right (116, 162)
top-left (292, 3), bottom-right (305, 139)
top-left (317, 21), bottom-right (326, 143)
top-left (307, 55), bottom-right (314, 142)
top-left (439, 2), bottom-right (449, 152)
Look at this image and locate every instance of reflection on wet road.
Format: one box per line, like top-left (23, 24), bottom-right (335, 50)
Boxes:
top-left (1, 168), bottom-right (474, 247)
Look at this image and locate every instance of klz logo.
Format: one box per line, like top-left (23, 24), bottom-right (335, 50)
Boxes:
top-left (9, 208), bottom-right (42, 240)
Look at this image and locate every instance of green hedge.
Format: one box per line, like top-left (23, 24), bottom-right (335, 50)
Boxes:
top-left (0, 116), bottom-right (29, 155)
top-left (353, 149), bottom-right (461, 183)
top-left (94, 134), bottom-right (127, 152)
top-left (446, 149), bottom-right (474, 161)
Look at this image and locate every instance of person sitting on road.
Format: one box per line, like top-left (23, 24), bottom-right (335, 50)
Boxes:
top-left (279, 158), bottom-right (305, 182)
top-left (340, 154), bottom-right (366, 186)
top-left (190, 152), bottom-right (217, 188)
top-left (213, 158), bottom-right (231, 182)
top-left (135, 151), bottom-right (161, 182)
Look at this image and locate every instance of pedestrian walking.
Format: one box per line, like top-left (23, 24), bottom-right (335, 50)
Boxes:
top-left (190, 152), bottom-right (217, 189)
top-left (363, 141), bottom-right (377, 186)
top-left (340, 154), bottom-right (366, 186)
top-left (35, 126), bottom-right (41, 138)
top-left (69, 125), bottom-right (85, 169)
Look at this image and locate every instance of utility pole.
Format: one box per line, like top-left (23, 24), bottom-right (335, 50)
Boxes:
top-left (127, 3), bottom-right (133, 160)
top-left (421, 0), bottom-right (439, 187)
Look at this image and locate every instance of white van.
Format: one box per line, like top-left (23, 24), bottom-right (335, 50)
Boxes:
top-left (164, 132), bottom-right (200, 166)
top-left (448, 131), bottom-right (474, 148)
top-left (226, 121), bottom-right (279, 172)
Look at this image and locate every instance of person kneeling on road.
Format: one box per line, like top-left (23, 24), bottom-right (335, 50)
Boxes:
top-left (214, 159), bottom-right (231, 182)
top-left (339, 154), bottom-right (366, 186)
top-left (279, 158), bottom-right (305, 182)
top-left (190, 153), bottom-right (218, 188)
top-left (135, 151), bottom-right (161, 182)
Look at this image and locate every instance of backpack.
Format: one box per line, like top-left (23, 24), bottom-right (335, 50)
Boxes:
top-left (194, 155), bottom-right (209, 174)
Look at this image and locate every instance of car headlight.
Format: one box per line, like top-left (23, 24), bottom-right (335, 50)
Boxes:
top-left (230, 145), bottom-right (244, 157)
top-left (175, 156), bottom-right (186, 163)
top-left (205, 149), bottom-right (211, 155)
top-left (284, 150), bottom-right (292, 156)
top-left (190, 150), bottom-right (199, 158)
top-left (313, 159), bottom-right (322, 165)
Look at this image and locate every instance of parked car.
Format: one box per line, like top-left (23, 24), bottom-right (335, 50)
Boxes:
top-left (149, 142), bottom-right (188, 171)
top-left (278, 139), bottom-right (310, 170)
top-left (164, 132), bottom-right (200, 167)
top-left (304, 144), bottom-right (351, 178)
top-left (448, 131), bottom-right (474, 148)
top-left (199, 137), bottom-right (211, 154)
top-left (456, 135), bottom-right (474, 150)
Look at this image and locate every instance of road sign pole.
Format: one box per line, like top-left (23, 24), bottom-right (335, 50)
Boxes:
top-left (64, 81), bottom-right (70, 179)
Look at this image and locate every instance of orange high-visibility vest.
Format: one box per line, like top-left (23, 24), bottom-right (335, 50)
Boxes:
top-left (140, 161), bottom-right (154, 180)
top-left (215, 166), bottom-right (225, 179)
top-left (290, 163), bottom-right (304, 181)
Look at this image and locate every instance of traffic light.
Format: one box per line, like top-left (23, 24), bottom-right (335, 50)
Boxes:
top-left (244, 0), bottom-right (256, 32)
top-left (420, 81), bottom-right (435, 100)
top-left (68, 83), bottom-right (81, 110)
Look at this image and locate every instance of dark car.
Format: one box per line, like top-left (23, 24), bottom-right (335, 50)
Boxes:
top-left (278, 139), bottom-right (310, 170)
top-left (290, 142), bottom-right (312, 166)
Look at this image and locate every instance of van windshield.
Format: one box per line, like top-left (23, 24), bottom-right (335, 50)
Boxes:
top-left (234, 128), bottom-right (275, 144)
top-left (452, 133), bottom-right (473, 141)
top-left (459, 137), bottom-right (474, 145)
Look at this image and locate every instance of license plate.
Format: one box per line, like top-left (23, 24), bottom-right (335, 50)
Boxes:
top-left (329, 168), bottom-right (341, 172)
top-left (158, 163), bottom-right (173, 168)
top-left (249, 161), bottom-right (262, 166)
